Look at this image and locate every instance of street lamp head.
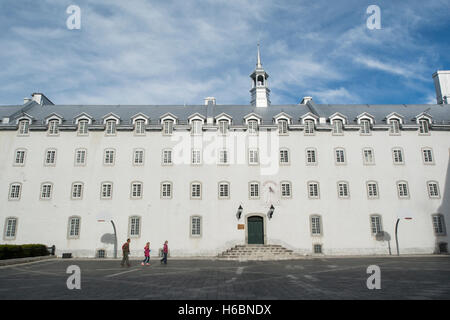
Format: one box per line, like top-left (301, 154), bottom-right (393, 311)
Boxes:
top-left (267, 205), bottom-right (275, 220)
top-left (236, 205), bottom-right (243, 220)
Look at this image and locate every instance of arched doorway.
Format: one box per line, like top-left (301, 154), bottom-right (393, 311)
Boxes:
top-left (247, 216), bottom-right (264, 244)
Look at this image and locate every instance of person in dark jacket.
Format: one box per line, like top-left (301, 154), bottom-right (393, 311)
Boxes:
top-left (121, 238), bottom-right (131, 267)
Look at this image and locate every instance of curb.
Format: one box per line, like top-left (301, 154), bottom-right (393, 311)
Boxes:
top-left (0, 255), bottom-right (57, 267)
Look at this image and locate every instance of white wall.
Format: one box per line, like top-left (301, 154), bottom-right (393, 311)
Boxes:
top-left (0, 127), bottom-right (449, 257)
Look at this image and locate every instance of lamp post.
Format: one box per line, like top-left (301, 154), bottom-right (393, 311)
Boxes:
top-left (98, 218), bottom-right (118, 259)
top-left (267, 205), bottom-right (275, 220)
top-left (236, 205), bottom-right (243, 220)
top-left (395, 217), bottom-right (412, 256)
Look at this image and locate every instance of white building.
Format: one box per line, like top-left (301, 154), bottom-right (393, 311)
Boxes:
top-left (1, 50), bottom-right (449, 258)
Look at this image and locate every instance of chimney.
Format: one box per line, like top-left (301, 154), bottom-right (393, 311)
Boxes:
top-left (23, 98), bottom-right (32, 104)
top-left (433, 70), bottom-right (450, 104)
top-left (204, 97), bottom-right (216, 105)
top-left (31, 93), bottom-right (43, 104)
top-left (300, 96), bottom-right (313, 104)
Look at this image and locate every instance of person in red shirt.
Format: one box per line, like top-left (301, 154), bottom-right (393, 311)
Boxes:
top-left (160, 240), bottom-right (168, 265)
top-left (141, 242), bottom-right (151, 266)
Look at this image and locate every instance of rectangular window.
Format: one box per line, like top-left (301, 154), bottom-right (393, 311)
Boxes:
top-left (370, 216), bottom-right (383, 234)
top-left (397, 183), bottom-right (409, 198)
top-left (335, 149), bottom-right (345, 164)
top-left (306, 149), bottom-right (317, 165)
top-left (423, 149), bottom-right (434, 164)
top-left (106, 120), bottom-right (116, 135)
top-left (48, 120), bottom-right (59, 135)
top-left (135, 120), bottom-right (146, 135)
top-left (419, 120), bottom-right (429, 134)
top-left (69, 217), bottom-right (80, 237)
top-left (367, 183), bottom-right (378, 198)
top-left (163, 120), bottom-right (173, 135)
top-left (78, 120), bottom-right (88, 135)
top-left (101, 183), bottom-right (112, 199)
top-left (313, 244), bottom-right (322, 254)
top-left (162, 150), bottom-right (172, 165)
top-left (191, 149), bottom-right (201, 165)
top-left (72, 183), bottom-right (83, 199)
top-left (191, 120), bottom-right (202, 135)
top-left (360, 120), bottom-right (371, 134)
top-left (5, 218), bottom-right (17, 239)
top-left (75, 149), bottom-right (87, 166)
top-left (18, 120), bottom-right (29, 135)
top-left (432, 215), bottom-right (445, 235)
top-left (134, 150), bottom-right (144, 165)
top-left (248, 120), bottom-right (258, 134)
top-left (249, 149), bottom-right (259, 165)
top-left (304, 120), bottom-right (315, 135)
top-left (218, 149), bottom-right (228, 164)
top-left (104, 150), bottom-right (115, 165)
top-left (363, 148), bottom-right (374, 165)
top-left (45, 150), bottom-right (56, 165)
top-left (129, 217), bottom-right (140, 236)
top-left (219, 183), bottom-right (229, 198)
top-left (390, 120), bottom-right (400, 134)
top-left (428, 182), bottom-right (440, 198)
top-left (249, 183), bottom-right (259, 198)
top-left (131, 183), bottom-right (142, 198)
top-left (161, 183), bottom-right (172, 198)
top-left (15, 150), bottom-right (26, 165)
top-left (338, 182), bottom-right (349, 198)
top-left (191, 183), bottom-right (201, 198)
top-left (311, 216), bottom-right (321, 235)
top-left (281, 182), bottom-right (291, 197)
top-left (280, 149), bottom-right (289, 164)
top-left (278, 120), bottom-right (288, 135)
top-left (219, 120), bottom-right (228, 135)
top-left (308, 183), bottom-right (319, 198)
top-left (9, 184), bottom-right (21, 200)
top-left (191, 217), bottom-right (201, 236)
top-left (393, 149), bottom-right (404, 164)
top-left (41, 184), bottom-right (52, 199)
top-left (332, 120), bottom-right (343, 134)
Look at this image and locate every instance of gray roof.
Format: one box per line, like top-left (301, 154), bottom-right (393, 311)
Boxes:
top-left (1, 100), bottom-right (449, 125)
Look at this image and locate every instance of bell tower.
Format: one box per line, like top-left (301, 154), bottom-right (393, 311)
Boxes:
top-left (250, 43), bottom-right (271, 108)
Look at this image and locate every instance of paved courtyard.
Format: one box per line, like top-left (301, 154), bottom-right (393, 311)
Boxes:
top-left (0, 256), bottom-right (449, 299)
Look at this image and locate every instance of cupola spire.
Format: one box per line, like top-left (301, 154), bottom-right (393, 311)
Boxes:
top-left (250, 43), bottom-right (270, 107)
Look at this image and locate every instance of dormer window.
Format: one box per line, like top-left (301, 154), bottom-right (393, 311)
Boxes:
top-left (360, 119), bottom-right (371, 135)
top-left (163, 120), bottom-right (174, 135)
top-left (419, 119), bottom-right (430, 134)
top-left (48, 120), bottom-right (59, 135)
top-left (191, 120), bottom-right (203, 135)
top-left (248, 120), bottom-right (258, 134)
top-left (78, 120), bottom-right (88, 135)
top-left (134, 119), bottom-right (146, 135)
top-left (18, 119), bottom-right (30, 135)
top-left (389, 119), bottom-right (401, 135)
top-left (106, 120), bottom-right (116, 135)
top-left (278, 119), bottom-right (288, 135)
top-left (304, 120), bottom-right (315, 135)
top-left (218, 120), bottom-right (229, 135)
top-left (332, 119), bottom-right (343, 135)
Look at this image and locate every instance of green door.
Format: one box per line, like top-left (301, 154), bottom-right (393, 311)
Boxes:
top-left (247, 216), bottom-right (264, 244)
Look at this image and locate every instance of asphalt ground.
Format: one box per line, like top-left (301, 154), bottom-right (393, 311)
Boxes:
top-left (0, 256), bottom-right (449, 300)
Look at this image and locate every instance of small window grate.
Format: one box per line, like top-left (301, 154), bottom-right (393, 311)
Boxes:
top-left (97, 249), bottom-right (106, 258)
top-left (313, 244), bottom-right (322, 254)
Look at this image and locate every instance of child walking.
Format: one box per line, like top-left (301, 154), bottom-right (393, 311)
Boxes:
top-left (141, 242), bottom-right (151, 266)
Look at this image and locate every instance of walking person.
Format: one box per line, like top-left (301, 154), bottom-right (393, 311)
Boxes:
top-left (160, 240), bottom-right (168, 265)
top-left (121, 238), bottom-right (131, 267)
top-left (141, 242), bottom-right (151, 266)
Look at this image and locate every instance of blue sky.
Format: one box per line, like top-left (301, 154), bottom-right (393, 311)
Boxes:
top-left (0, 0), bottom-right (449, 105)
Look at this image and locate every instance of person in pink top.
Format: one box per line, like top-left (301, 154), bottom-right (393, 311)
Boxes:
top-left (141, 242), bottom-right (151, 266)
top-left (160, 240), bottom-right (168, 265)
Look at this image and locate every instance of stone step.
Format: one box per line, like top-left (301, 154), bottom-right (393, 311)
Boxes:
top-left (218, 244), bottom-right (297, 260)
